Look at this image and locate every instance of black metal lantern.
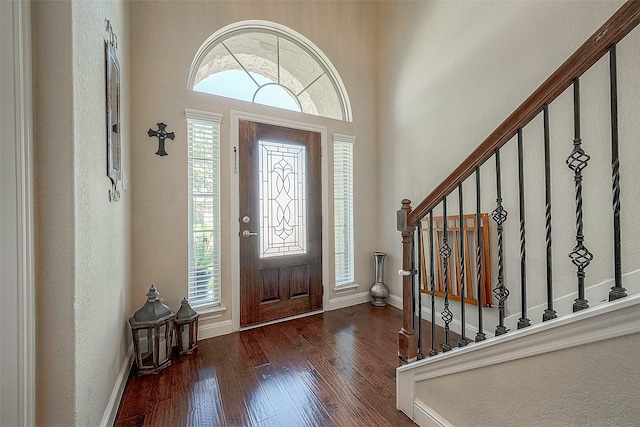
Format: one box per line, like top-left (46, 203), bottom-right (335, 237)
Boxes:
top-left (129, 285), bottom-right (175, 375)
top-left (174, 298), bottom-right (199, 355)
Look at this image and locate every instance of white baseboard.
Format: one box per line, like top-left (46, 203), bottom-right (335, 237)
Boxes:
top-left (325, 290), bottom-right (371, 311)
top-left (99, 344), bottom-right (134, 427)
top-left (199, 319), bottom-right (233, 341)
top-left (389, 293), bottom-right (402, 309)
top-left (413, 398), bottom-right (453, 427)
top-left (199, 292), bottom-right (370, 339)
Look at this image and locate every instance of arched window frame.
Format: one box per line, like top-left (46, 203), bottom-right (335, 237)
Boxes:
top-left (188, 20), bottom-right (353, 122)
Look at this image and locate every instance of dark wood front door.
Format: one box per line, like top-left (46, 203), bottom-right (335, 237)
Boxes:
top-left (239, 120), bottom-right (323, 327)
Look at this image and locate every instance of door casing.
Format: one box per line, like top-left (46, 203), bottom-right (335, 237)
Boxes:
top-left (230, 110), bottom-right (329, 331)
top-left (1, 1), bottom-right (35, 425)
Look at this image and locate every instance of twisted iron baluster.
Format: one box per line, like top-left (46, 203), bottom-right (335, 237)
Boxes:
top-left (416, 223), bottom-right (425, 360)
top-left (428, 211), bottom-right (438, 356)
top-left (440, 197), bottom-right (453, 352)
top-left (492, 149), bottom-right (509, 336)
top-left (542, 104), bottom-right (557, 321)
top-left (608, 44), bottom-right (627, 302)
top-left (458, 183), bottom-right (468, 347)
top-left (475, 167), bottom-right (487, 342)
top-left (517, 129), bottom-right (530, 329)
top-left (567, 77), bottom-right (592, 312)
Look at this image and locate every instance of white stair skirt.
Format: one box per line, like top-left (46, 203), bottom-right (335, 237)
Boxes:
top-left (396, 291), bottom-right (640, 425)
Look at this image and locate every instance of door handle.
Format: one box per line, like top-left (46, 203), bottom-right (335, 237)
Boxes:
top-left (242, 230), bottom-right (258, 237)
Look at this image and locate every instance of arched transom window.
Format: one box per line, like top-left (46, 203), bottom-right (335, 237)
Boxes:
top-left (188, 21), bottom-right (352, 122)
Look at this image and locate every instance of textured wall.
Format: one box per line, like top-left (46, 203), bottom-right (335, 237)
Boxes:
top-left (129, 1), bottom-right (379, 317)
top-left (33, 2), bottom-right (76, 424)
top-left (375, 1), bottom-right (640, 317)
top-left (71, 1), bottom-right (131, 426)
top-left (33, 0), bottom-right (131, 425)
top-left (416, 332), bottom-right (640, 426)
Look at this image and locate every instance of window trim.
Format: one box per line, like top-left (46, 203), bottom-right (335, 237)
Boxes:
top-left (333, 133), bottom-right (357, 292)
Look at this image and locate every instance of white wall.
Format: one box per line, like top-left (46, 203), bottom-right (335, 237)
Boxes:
top-left (376, 1), bottom-right (640, 321)
top-left (129, 1), bottom-right (380, 322)
top-left (33, 0), bottom-right (131, 425)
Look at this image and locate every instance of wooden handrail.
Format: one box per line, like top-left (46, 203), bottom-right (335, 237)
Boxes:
top-left (408, 0), bottom-right (640, 227)
top-left (398, 0), bottom-right (640, 363)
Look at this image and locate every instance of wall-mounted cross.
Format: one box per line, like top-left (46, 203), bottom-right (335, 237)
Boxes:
top-left (147, 122), bottom-right (175, 156)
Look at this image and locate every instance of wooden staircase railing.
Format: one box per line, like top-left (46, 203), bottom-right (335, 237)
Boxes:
top-left (397, 0), bottom-right (640, 363)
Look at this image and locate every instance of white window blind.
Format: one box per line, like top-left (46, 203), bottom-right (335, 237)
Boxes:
top-left (186, 110), bottom-right (222, 307)
top-left (333, 134), bottom-right (355, 287)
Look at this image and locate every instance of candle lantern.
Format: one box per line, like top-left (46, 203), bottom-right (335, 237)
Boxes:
top-left (174, 298), bottom-right (199, 355)
top-left (129, 285), bottom-right (175, 375)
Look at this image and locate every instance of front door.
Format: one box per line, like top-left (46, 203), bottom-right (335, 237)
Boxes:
top-left (239, 120), bottom-right (323, 327)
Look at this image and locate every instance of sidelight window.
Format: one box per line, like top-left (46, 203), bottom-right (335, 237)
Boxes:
top-left (186, 110), bottom-right (222, 307)
top-left (334, 134), bottom-right (355, 287)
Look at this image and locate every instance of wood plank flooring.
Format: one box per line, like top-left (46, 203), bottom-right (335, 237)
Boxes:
top-left (115, 303), bottom-right (449, 427)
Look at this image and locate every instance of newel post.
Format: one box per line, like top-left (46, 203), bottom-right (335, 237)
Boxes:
top-left (397, 199), bottom-right (417, 363)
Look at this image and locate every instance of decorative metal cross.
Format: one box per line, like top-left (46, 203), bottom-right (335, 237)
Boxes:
top-left (147, 122), bottom-right (175, 156)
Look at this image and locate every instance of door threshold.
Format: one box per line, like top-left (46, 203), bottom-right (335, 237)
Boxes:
top-left (239, 309), bottom-right (324, 331)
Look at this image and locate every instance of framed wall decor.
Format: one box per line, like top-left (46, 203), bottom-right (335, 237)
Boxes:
top-left (106, 20), bottom-right (121, 202)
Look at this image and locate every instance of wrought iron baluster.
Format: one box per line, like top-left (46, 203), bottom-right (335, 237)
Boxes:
top-left (416, 223), bottom-right (425, 360)
top-left (475, 167), bottom-right (486, 342)
top-left (428, 211), bottom-right (438, 356)
top-left (440, 197), bottom-right (453, 352)
top-left (492, 149), bottom-right (509, 336)
top-left (458, 184), bottom-right (468, 347)
top-left (517, 129), bottom-right (530, 329)
top-left (608, 44), bottom-right (627, 302)
top-left (411, 232), bottom-right (416, 331)
top-left (566, 77), bottom-right (592, 312)
top-left (542, 104), bottom-right (557, 321)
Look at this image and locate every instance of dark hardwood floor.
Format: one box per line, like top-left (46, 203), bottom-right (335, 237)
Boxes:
top-left (115, 303), bottom-right (441, 427)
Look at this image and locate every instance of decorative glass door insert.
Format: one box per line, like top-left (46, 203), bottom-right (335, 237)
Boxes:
top-left (259, 140), bottom-right (307, 258)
